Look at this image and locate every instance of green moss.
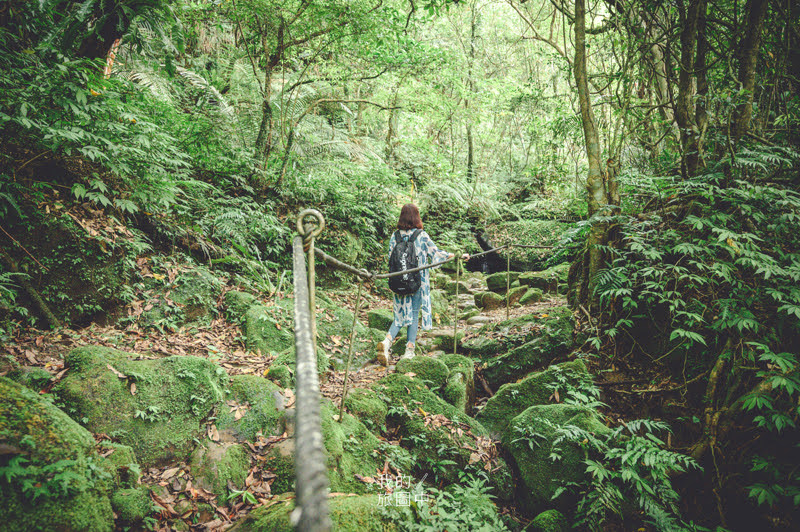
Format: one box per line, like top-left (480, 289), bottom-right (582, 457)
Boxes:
top-left (0, 377), bottom-right (114, 532)
top-left (372, 374), bottom-right (513, 500)
top-left (442, 279), bottom-right (470, 295)
top-left (431, 331), bottom-right (465, 352)
top-left (344, 387), bottom-right (388, 429)
top-left (267, 346), bottom-right (330, 388)
top-left (477, 361), bottom-right (588, 438)
top-left (486, 271), bottom-right (520, 293)
top-left (55, 346), bottom-right (228, 467)
top-left (244, 305), bottom-right (294, 355)
top-left (518, 264), bottom-right (569, 294)
top-left (230, 493), bottom-right (399, 531)
top-left (139, 263), bottom-right (223, 328)
top-left (485, 220), bottom-right (571, 271)
top-left (524, 509), bottom-right (569, 532)
top-left (505, 404), bottom-right (611, 512)
top-left (460, 336), bottom-right (503, 359)
top-left (8, 366), bottom-right (52, 392)
top-left (190, 443), bottom-right (250, 504)
top-left (431, 288), bottom-right (451, 325)
top-left (367, 309), bottom-right (394, 330)
top-left (459, 307), bottom-right (480, 321)
top-left (519, 288), bottom-right (544, 305)
top-left (507, 285), bottom-right (528, 305)
top-left (217, 375), bottom-right (286, 441)
top-left (100, 443), bottom-right (140, 490)
top-left (438, 354), bottom-right (475, 411)
top-left (225, 290), bottom-right (258, 321)
top-left (475, 291), bottom-right (505, 310)
top-left (110, 487), bottom-right (152, 524)
top-left (441, 374), bottom-right (468, 412)
top-left (266, 365), bottom-right (293, 388)
top-left (395, 356), bottom-right (450, 390)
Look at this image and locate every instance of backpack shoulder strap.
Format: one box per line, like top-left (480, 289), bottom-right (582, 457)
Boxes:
top-left (408, 229), bottom-right (422, 243)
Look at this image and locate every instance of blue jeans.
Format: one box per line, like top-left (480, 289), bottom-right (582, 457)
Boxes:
top-left (388, 289), bottom-right (423, 344)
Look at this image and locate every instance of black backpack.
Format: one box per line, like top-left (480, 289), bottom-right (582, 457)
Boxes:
top-left (388, 229), bottom-right (422, 295)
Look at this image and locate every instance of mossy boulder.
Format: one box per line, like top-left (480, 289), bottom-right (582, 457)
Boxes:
top-left (524, 510), bottom-right (569, 532)
top-left (230, 492), bottom-right (399, 531)
top-left (0, 377), bottom-right (115, 532)
top-left (396, 356), bottom-right (450, 390)
top-left (459, 307), bottom-right (481, 321)
top-left (265, 400), bottom-right (409, 496)
top-left (474, 291), bottom-right (505, 311)
top-left (486, 271), bottom-right (520, 293)
top-left (110, 487), bottom-right (152, 525)
top-left (438, 354), bottom-right (475, 412)
top-left (244, 305), bottom-right (294, 355)
top-left (460, 336), bottom-right (503, 360)
top-left (55, 346), bottom-right (227, 467)
top-left (367, 309), bottom-right (394, 330)
top-left (505, 404), bottom-right (611, 512)
top-left (190, 442), bottom-right (250, 504)
top-left (443, 279), bottom-right (471, 295)
top-left (477, 361), bottom-right (589, 437)
top-left (225, 290), bottom-right (258, 321)
top-left (482, 310), bottom-right (575, 387)
top-left (343, 387), bottom-right (388, 429)
top-left (266, 346), bottom-right (330, 388)
top-left (431, 330), bottom-right (465, 352)
top-left (518, 264), bottom-right (570, 294)
top-left (507, 285), bottom-right (528, 305)
top-left (372, 373), bottom-right (513, 500)
top-left (519, 288), bottom-right (544, 305)
top-left (216, 375), bottom-right (286, 442)
top-left (7, 366), bottom-right (52, 392)
top-left (100, 442), bottom-right (140, 490)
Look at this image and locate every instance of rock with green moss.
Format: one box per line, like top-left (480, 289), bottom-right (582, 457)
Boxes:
top-left (476, 361), bottom-right (588, 437)
top-left (441, 373), bottom-right (468, 413)
top-left (0, 377), bottom-right (115, 532)
top-left (367, 309), bottom-right (394, 330)
top-left (431, 289), bottom-right (451, 325)
top-left (372, 373), bottom-right (513, 500)
top-left (518, 264), bottom-right (570, 294)
top-left (475, 291), bottom-right (505, 310)
top-left (459, 307), bottom-right (481, 321)
top-left (266, 347), bottom-right (330, 388)
top-left (100, 442), bottom-right (140, 490)
top-left (230, 492), bottom-right (399, 531)
top-left (430, 330), bottom-right (465, 352)
top-left (396, 356), bottom-right (450, 390)
top-left (7, 366), bottom-right (52, 392)
top-left (482, 311), bottom-right (575, 387)
top-left (190, 442), bottom-right (250, 504)
top-left (486, 271), bottom-right (520, 293)
top-left (519, 288), bottom-right (544, 305)
top-left (505, 404), bottom-right (611, 512)
top-left (524, 509), bottom-right (569, 532)
top-left (443, 279), bottom-right (471, 295)
top-left (216, 375), bottom-right (286, 441)
top-left (460, 336), bottom-right (503, 359)
top-left (110, 487), bottom-right (152, 525)
top-left (266, 400), bottom-right (408, 496)
top-left (507, 285), bottom-right (528, 305)
top-left (438, 354), bottom-right (475, 412)
top-left (225, 291), bottom-right (258, 321)
top-left (140, 264), bottom-right (223, 328)
top-left (244, 305), bottom-right (295, 355)
top-left (55, 346), bottom-right (228, 467)
top-left (343, 387), bottom-right (388, 429)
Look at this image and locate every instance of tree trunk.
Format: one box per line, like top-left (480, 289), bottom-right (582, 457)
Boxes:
top-left (675, 0), bottom-right (702, 178)
top-left (731, 0), bottom-right (769, 145)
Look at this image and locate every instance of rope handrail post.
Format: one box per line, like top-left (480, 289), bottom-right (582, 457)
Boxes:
top-left (292, 211), bottom-right (331, 532)
top-left (453, 256), bottom-right (460, 356)
top-left (338, 278), bottom-right (363, 422)
top-left (506, 246), bottom-right (511, 321)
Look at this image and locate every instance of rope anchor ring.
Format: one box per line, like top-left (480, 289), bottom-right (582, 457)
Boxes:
top-left (297, 209), bottom-right (326, 240)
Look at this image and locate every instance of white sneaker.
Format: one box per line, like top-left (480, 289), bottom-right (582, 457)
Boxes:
top-left (400, 344), bottom-right (415, 360)
top-left (376, 340), bottom-right (390, 366)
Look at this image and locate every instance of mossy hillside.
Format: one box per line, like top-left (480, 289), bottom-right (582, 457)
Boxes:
top-left (224, 290), bottom-right (258, 321)
top-left (395, 356), bottom-right (450, 390)
top-left (55, 346), bottom-right (227, 467)
top-left (216, 375), bottom-right (286, 441)
top-left (266, 400), bottom-right (408, 495)
top-left (139, 263), bottom-right (223, 328)
top-left (110, 487), bottom-right (153, 525)
top-left (190, 442), bottom-right (250, 504)
top-left (372, 373), bottom-right (513, 500)
top-left (244, 305), bottom-right (294, 355)
top-left (344, 387), bottom-right (388, 429)
top-left (476, 361), bottom-right (589, 438)
top-left (230, 492), bottom-right (399, 532)
top-left (524, 509), bottom-right (569, 532)
top-left (505, 404), bottom-right (611, 512)
top-left (266, 346), bottom-right (330, 388)
top-left (0, 377), bottom-right (115, 532)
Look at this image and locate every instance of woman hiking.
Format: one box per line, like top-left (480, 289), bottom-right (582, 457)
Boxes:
top-left (376, 203), bottom-right (467, 365)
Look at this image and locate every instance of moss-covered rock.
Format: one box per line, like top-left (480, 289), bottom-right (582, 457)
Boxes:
top-left (216, 375), bottom-right (286, 441)
top-left (190, 442), bottom-right (250, 504)
top-left (505, 404), bottom-right (611, 512)
top-left (524, 509), bottom-right (569, 532)
top-left (477, 361), bottom-right (589, 437)
top-left (519, 288), bottom-right (544, 305)
top-left (100, 442), bottom-right (140, 490)
top-left (343, 387), bottom-right (388, 429)
top-left (55, 346), bottom-right (227, 467)
top-left (486, 271), bottom-right (520, 293)
top-left (475, 291), bottom-right (505, 310)
top-left (266, 347), bottom-right (330, 388)
top-left (230, 492), bottom-right (399, 531)
top-left (431, 289), bottom-right (451, 326)
top-left (244, 305), bottom-right (295, 355)
top-left (110, 487), bottom-right (152, 525)
top-left (482, 311), bottom-right (575, 387)
top-left (0, 377), bottom-right (115, 532)
top-left (443, 279), bottom-right (471, 295)
top-left (459, 307), bottom-right (481, 321)
top-left (460, 336), bottom-right (503, 360)
top-left (431, 330), bottom-right (465, 352)
top-left (7, 366), bottom-right (52, 392)
top-left (485, 221), bottom-right (572, 271)
top-left (438, 354), bottom-right (475, 412)
top-left (372, 373), bottom-right (513, 500)
top-left (507, 285), bottom-right (528, 305)
top-left (518, 264), bottom-right (570, 294)
top-left (395, 356), bottom-right (450, 390)
top-left (225, 290), bottom-right (258, 321)
top-left (367, 309), bottom-right (394, 330)
top-left (441, 373), bottom-right (468, 413)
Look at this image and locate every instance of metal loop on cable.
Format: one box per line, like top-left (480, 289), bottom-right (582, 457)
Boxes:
top-left (297, 209), bottom-right (326, 250)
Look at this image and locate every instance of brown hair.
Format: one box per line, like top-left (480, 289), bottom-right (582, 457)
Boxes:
top-left (397, 203), bottom-right (423, 230)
